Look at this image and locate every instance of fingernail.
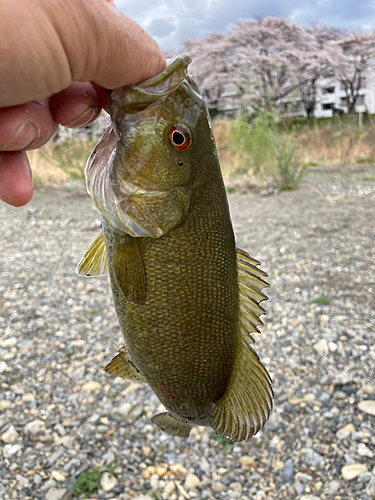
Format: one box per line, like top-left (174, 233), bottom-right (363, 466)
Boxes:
top-left (0, 121), bottom-right (40, 151)
top-left (67, 106), bottom-right (98, 128)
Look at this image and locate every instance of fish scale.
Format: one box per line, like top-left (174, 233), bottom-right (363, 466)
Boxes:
top-left (77, 54), bottom-right (273, 440)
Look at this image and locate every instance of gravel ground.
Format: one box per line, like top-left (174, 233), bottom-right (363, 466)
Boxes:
top-left (1, 165), bottom-right (375, 500)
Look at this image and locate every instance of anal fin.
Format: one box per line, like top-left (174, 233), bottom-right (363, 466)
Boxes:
top-left (151, 413), bottom-right (193, 438)
top-left (76, 230), bottom-right (108, 276)
top-left (104, 344), bottom-right (144, 382)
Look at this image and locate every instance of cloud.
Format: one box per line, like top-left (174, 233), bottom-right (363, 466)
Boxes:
top-left (115, 0), bottom-right (375, 51)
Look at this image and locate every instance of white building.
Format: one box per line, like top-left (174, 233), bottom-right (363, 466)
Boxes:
top-left (280, 70), bottom-right (375, 118)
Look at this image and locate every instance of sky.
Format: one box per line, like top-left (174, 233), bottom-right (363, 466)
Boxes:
top-left (116, 0), bottom-right (375, 51)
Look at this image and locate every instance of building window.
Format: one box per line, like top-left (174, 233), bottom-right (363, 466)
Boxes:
top-left (322, 103), bottom-right (334, 110)
top-left (340, 97), bottom-right (348, 106)
top-left (356, 95), bottom-right (365, 105)
top-left (322, 86), bottom-right (335, 94)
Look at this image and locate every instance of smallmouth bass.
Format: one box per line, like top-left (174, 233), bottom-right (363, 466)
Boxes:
top-left (77, 54), bottom-right (273, 441)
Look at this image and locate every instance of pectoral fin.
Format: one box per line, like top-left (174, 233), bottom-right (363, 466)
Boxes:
top-left (104, 344), bottom-right (144, 382)
top-left (76, 231), bottom-right (108, 276)
top-left (151, 413), bottom-right (193, 438)
top-left (113, 236), bottom-right (147, 305)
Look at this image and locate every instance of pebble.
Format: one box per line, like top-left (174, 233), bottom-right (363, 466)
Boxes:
top-left (23, 419), bottom-right (46, 440)
top-left (313, 339), bottom-right (329, 356)
top-left (357, 472), bottom-right (373, 483)
top-left (164, 481), bottom-right (176, 494)
top-left (149, 474), bottom-right (159, 489)
top-left (358, 400), bottom-right (375, 416)
top-left (239, 455), bottom-right (257, 470)
top-left (100, 472), bottom-right (118, 492)
top-left (1, 425), bottom-right (20, 443)
top-left (229, 482), bottom-right (242, 492)
top-left (81, 381), bottom-right (102, 391)
top-left (0, 400), bottom-right (11, 411)
top-left (366, 477), bottom-right (375, 497)
top-left (45, 489), bottom-right (67, 500)
top-left (341, 464), bottom-right (368, 480)
top-left (336, 423), bottom-right (355, 440)
top-left (357, 444), bottom-right (374, 458)
top-left (282, 459), bottom-right (294, 482)
top-left (211, 481), bottom-right (226, 493)
top-left (325, 480), bottom-right (340, 495)
top-left (184, 473), bottom-right (201, 490)
top-left (305, 448), bottom-right (324, 470)
top-left (51, 471), bottom-right (65, 482)
top-left (3, 443), bottom-right (22, 458)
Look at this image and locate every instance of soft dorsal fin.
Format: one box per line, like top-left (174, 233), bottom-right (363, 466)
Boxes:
top-left (76, 230), bottom-right (109, 277)
top-left (112, 235), bottom-right (147, 305)
top-left (210, 339), bottom-right (273, 442)
top-left (236, 247), bottom-right (269, 342)
top-left (104, 343), bottom-right (145, 382)
top-left (209, 248), bottom-right (273, 442)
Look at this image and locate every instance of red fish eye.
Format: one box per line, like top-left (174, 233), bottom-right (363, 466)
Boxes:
top-left (169, 126), bottom-right (191, 151)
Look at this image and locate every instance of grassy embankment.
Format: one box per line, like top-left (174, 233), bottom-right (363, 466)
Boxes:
top-left (29, 115), bottom-right (375, 190)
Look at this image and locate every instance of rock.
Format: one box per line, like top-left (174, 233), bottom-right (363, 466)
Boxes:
top-left (313, 339), bottom-right (329, 356)
top-left (282, 459), bottom-right (294, 483)
top-left (163, 481), bottom-right (176, 494)
top-left (362, 385), bottom-right (374, 395)
top-left (357, 444), bottom-right (374, 458)
top-left (103, 451), bottom-right (116, 465)
top-left (45, 489), bottom-right (67, 500)
top-left (229, 482), bottom-right (242, 492)
top-left (81, 381), bottom-right (102, 391)
top-left (47, 449), bottom-right (65, 466)
top-left (0, 362), bottom-right (10, 373)
top-left (300, 497), bottom-right (320, 500)
top-left (100, 472), bottom-right (118, 492)
top-left (149, 474), bottom-right (159, 489)
top-left (3, 443), bottom-right (22, 458)
top-left (357, 472), bottom-right (373, 483)
top-left (33, 475), bottom-right (42, 486)
top-left (336, 423), bottom-right (355, 440)
top-left (142, 446), bottom-right (151, 457)
top-left (51, 471), bottom-right (65, 482)
top-left (169, 463), bottom-right (187, 477)
top-left (184, 473), bottom-right (201, 490)
top-left (305, 448), bottom-right (324, 469)
top-left (325, 480), bottom-right (340, 495)
top-left (24, 419), bottom-right (46, 440)
top-left (366, 477), bottom-right (375, 497)
top-left (358, 400), bottom-right (375, 416)
top-left (289, 397), bottom-right (303, 405)
top-left (155, 464), bottom-right (168, 477)
top-left (341, 464), bottom-right (368, 480)
top-left (303, 393), bottom-right (316, 402)
top-left (0, 400), bottom-right (11, 411)
top-left (239, 455), bottom-right (257, 470)
top-left (211, 481), bottom-right (226, 492)
top-left (1, 425), bottom-right (20, 443)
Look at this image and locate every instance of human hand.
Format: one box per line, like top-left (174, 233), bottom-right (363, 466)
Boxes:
top-left (0, 0), bottom-right (166, 207)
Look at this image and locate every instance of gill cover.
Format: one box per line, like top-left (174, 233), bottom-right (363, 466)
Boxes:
top-left (85, 54), bottom-right (201, 238)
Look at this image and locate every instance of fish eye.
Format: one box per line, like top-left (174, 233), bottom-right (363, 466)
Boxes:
top-left (169, 125), bottom-right (192, 152)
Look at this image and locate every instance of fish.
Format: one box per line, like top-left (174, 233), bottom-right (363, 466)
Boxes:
top-left (77, 54), bottom-right (273, 441)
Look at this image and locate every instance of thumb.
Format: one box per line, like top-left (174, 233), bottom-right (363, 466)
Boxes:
top-left (56, 0), bottom-right (167, 89)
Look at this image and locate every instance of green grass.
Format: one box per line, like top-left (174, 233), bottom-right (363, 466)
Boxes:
top-left (362, 175), bottom-right (375, 181)
top-left (311, 295), bottom-right (331, 304)
top-left (147, 490), bottom-right (163, 500)
top-left (64, 347), bottom-right (74, 358)
top-left (356, 156), bottom-right (373, 164)
top-left (208, 431), bottom-right (235, 452)
top-left (70, 463), bottom-right (118, 498)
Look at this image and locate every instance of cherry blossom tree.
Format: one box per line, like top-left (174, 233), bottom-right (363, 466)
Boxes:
top-left (298, 24), bottom-right (347, 117)
top-left (331, 32), bottom-right (375, 114)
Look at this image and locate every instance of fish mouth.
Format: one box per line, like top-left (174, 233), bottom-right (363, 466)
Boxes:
top-left (108, 54), bottom-right (191, 117)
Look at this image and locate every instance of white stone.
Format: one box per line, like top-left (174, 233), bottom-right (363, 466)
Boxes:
top-left (341, 464), bottom-right (368, 480)
top-left (184, 473), bottom-right (201, 490)
top-left (358, 400), bottom-right (375, 416)
top-left (0, 362), bottom-right (10, 374)
top-left (163, 481), bottom-right (176, 494)
top-left (3, 443), bottom-right (22, 458)
top-left (45, 489), bottom-right (67, 500)
top-left (81, 381), bottom-right (102, 391)
top-left (0, 400), bottom-right (11, 411)
top-left (51, 471), bottom-right (66, 482)
top-left (24, 419), bottom-right (46, 440)
top-left (100, 472), bottom-right (118, 492)
top-left (313, 339), bottom-right (329, 356)
top-left (1, 425), bottom-right (20, 443)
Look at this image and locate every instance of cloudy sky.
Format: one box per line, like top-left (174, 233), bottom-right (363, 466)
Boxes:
top-left (116, 0), bottom-right (375, 51)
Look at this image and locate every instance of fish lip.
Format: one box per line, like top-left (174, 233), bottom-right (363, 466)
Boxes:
top-left (109, 54), bottom-right (192, 114)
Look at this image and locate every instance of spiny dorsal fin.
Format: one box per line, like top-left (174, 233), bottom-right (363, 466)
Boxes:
top-left (104, 344), bottom-right (144, 382)
top-left (236, 248), bottom-right (268, 342)
top-left (113, 236), bottom-right (147, 305)
top-left (151, 413), bottom-right (193, 438)
top-left (210, 339), bottom-right (273, 442)
top-left (76, 230), bottom-right (108, 277)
